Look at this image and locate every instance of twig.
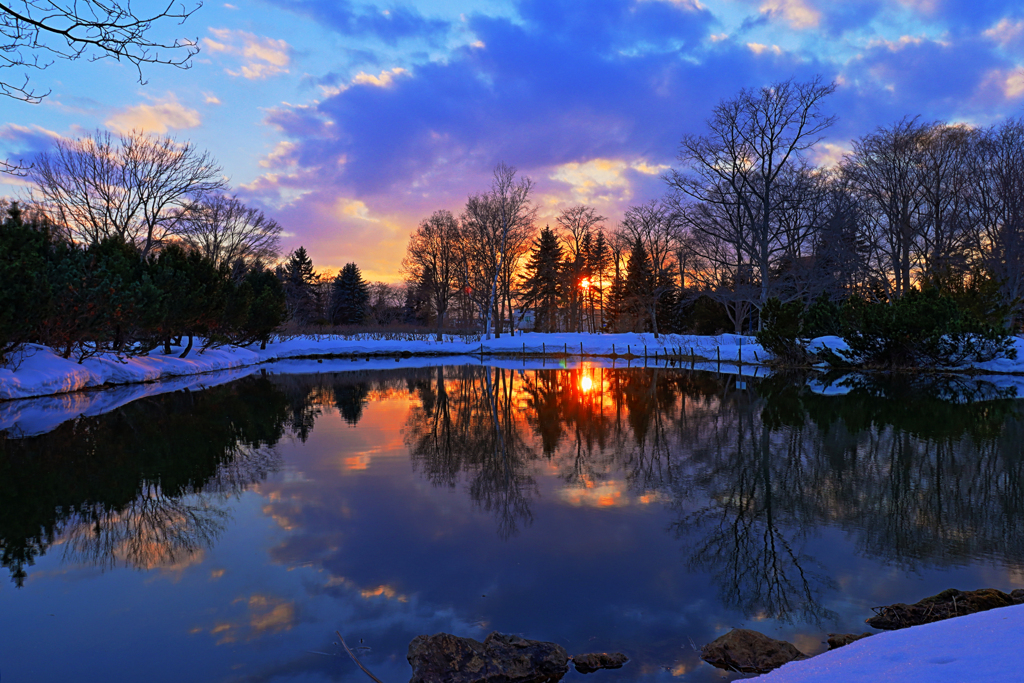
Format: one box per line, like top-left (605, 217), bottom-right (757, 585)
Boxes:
top-left (336, 631), bottom-right (386, 683)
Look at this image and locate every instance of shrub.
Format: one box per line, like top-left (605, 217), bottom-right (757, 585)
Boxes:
top-left (836, 288), bottom-right (1015, 368)
top-left (756, 298), bottom-right (808, 365)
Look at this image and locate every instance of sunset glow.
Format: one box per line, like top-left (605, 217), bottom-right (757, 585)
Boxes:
top-left (2, 1), bottom-right (1021, 279)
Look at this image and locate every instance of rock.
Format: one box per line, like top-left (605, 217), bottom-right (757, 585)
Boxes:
top-left (408, 632), bottom-right (569, 683)
top-left (700, 629), bottom-right (807, 674)
top-left (826, 633), bottom-right (873, 650)
top-left (1012, 589), bottom-right (1024, 605)
top-left (571, 652), bottom-right (628, 674)
top-left (866, 588), bottom-right (1016, 630)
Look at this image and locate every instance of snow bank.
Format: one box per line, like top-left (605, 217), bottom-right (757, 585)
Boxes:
top-left (0, 333), bottom-right (767, 402)
top-left (760, 604), bottom-right (1024, 682)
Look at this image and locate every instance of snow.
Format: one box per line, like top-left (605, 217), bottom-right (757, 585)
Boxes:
top-left (760, 604), bottom-right (1024, 683)
top-left (4, 331), bottom-right (1024, 435)
top-left (0, 333), bottom-right (767, 402)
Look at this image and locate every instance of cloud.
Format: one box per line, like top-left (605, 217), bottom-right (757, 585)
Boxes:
top-left (202, 28), bottom-right (292, 80)
top-left (352, 67), bottom-right (409, 88)
top-left (980, 66), bottom-right (1024, 99)
top-left (263, 0), bottom-right (451, 45)
top-left (239, 0), bottom-right (1024, 281)
top-left (105, 98), bottom-right (201, 134)
top-left (747, 42), bottom-right (784, 56)
top-left (759, 0), bottom-right (822, 29)
top-left (984, 18), bottom-right (1024, 45)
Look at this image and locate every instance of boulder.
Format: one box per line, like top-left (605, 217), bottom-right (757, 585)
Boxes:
top-left (700, 629), bottom-right (807, 674)
top-left (1012, 589), bottom-right (1024, 605)
top-left (866, 588), bottom-right (1016, 630)
top-left (826, 633), bottom-right (873, 650)
top-left (571, 652), bottom-right (628, 674)
top-left (408, 632), bottom-right (569, 683)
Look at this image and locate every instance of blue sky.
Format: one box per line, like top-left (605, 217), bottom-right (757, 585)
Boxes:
top-left (2, 0), bottom-right (1024, 280)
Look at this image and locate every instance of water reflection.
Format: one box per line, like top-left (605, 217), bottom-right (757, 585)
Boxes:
top-left (0, 376), bottom-right (287, 586)
top-left (4, 365), bottom-right (1024, 632)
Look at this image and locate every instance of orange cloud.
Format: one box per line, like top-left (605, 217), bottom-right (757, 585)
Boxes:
top-left (203, 28), bottom-right (292, 80)
top-left (105, 98), bottom-right (201, 134)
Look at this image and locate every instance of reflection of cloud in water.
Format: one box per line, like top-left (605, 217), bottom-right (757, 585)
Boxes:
top-left (559, 481), bottom-right (626, 507)
top-left (558, 479), bottom-right (668, 508)
top-left (360, 584), bottom-right (410, 602)
top-left (196, 594), bottom-right (298, 645)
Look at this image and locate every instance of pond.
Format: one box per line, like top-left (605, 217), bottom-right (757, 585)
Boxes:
top-left (1, 364), bottom-right (1023, 682)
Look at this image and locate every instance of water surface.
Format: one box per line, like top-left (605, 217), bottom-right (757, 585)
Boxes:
top-left (1, 365), bottom-right (1022, 682)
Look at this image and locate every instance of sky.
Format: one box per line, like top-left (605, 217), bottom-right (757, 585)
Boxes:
top-left (2, 0), bottom-right (1024, 282)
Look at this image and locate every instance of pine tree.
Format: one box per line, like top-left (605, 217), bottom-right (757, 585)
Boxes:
top-left (587, 230), bottom-right (611, 331)
top-left (0, 204), bottom-right (52, 362)
top-left (330, 262), bottom-right (370, 325)
top-left (521, 226), bottom-right (563, 332)
top-left (623, 238), bottom-right (654, 332)
top-left (283, 246), bottom-right (317, 325)
top-left (605, 271), bottom-right (627, 332)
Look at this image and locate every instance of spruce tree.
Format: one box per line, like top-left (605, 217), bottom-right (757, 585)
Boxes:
top-left (521, 226), bottom-right (563, 332)
top-left (0, 204), bottom-right (52, 362)
top-left (623, 238), bottom-right (654, 332)
top-left (587, 230), bottom-right (611, 331)
top-left (283, 246), bottom-right (317, 325)
top-left (330, 263), bottom-right (370, 325)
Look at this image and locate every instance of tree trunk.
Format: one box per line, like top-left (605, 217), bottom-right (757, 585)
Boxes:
top-left (179, 334), bottom-right (194, 359)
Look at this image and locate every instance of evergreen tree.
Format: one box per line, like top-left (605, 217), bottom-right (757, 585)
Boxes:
top-left (521, 226), bottom-right (563, 332)
top-left (587, 230), bottom-right (611, 331)
top-left (283, 246), bottom-right (317, 325)
top-left (244, 265), bottom-right (286, 349)
top-left (402, 275), bottom-right (431, 326)
top-left (151, 244), bottom-right (226, 358)
top-left (605, 271), bottom-right (627, 332)
top-left (0, 204), bottom-right (52, 362)
top-left (330, 262), bottom-right (370, 325)
top-left (623, 238), bottom-right (655, 332)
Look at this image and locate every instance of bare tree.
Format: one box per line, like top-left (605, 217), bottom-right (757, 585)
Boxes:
top-left (619, 200), bottom-right (681, 336)
top-left (0, 0), bottom-right (200, 105)
top-left (971, 119), bottom-right (1024, 326)
top-left (487, 163), bottom-right (536, 338)
top-left (556, 204), bottom-right (604, 332)
top-left (461, 164), bottom-right (536, 337)
top-left (842, 118), bottom-right (928, 298)
top-left (666, 77), bottom-right (837, 324)
top-left (31, 130), bottom-right (226, 259)
top-left (177, 194), bottom-right (281, 269)
top-left (403, 209), bottom-right (462, 340)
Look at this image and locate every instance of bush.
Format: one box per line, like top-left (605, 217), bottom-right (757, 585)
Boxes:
top-left (0, 205), bottom-right (52, 363)
top-left (756, 298), bottom-right (808, 365)
top-left (836, 288), bottom-right (1015, 368)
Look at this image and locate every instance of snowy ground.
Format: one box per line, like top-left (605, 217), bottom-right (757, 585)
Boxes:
top-left (759, 604), bottom-right (1024, 682)
top-left (0, 332), bottom-right (766, 402)
top-left (4, 331), bottom-right (1024, 435)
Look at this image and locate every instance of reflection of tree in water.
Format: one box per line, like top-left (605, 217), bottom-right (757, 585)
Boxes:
top-left (10, 364), bottom-right (1024, 626)
top-left (406, 366), bottom-right (537, 539)
top-left (0, 377), bottom-right (288, 586)
top-left (669, 401), bottom-right (838, 626)
top-left (404, 366), bottom-right (1024, 624)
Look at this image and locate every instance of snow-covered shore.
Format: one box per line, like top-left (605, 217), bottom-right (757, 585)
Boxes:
top-left (5, 332), bottom-right (1024, 437)
top-left (0, 332), bottom-right (766, 402)
top-left (760, 604), bottom-right (1024, 682)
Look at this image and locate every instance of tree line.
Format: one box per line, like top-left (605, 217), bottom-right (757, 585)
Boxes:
top-left (0, 130), bottom-right (291, 362)
top-left (402, 77), bottom-right (1024, 353)
top-left (6, 78), bottom-right (1024, 364)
